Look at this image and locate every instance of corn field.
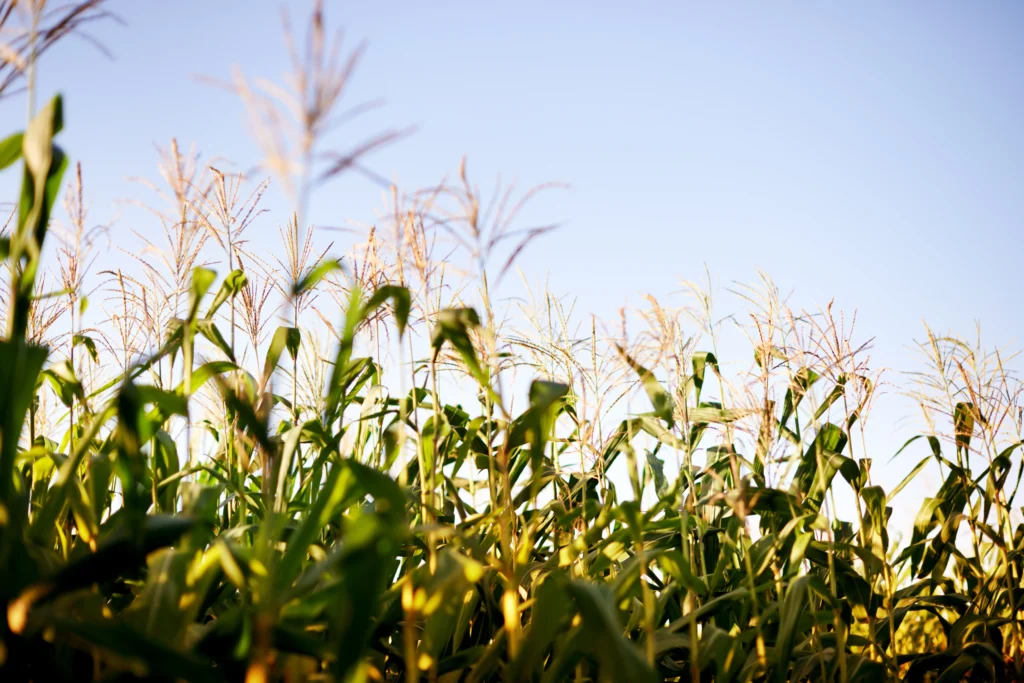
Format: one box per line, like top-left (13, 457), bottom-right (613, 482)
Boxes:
top-left (1, 2), bottom-right (1022, 682)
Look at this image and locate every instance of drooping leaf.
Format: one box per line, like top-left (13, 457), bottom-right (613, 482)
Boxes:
top-left (616, 344), bottom-right (674, 426)
top-left (206, 268), bottom-right (248, 319)
top-left (293, 257), bottom-right (343, 297)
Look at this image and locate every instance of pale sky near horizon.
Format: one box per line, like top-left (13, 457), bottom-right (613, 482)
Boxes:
top-left (3, 1), bottom-right (1023, 530)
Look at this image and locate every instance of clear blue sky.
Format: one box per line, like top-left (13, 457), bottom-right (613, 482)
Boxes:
top-left (4, 1), bottom-right (1024, 522)
top-left (17, 0), bottom-right (1021, 351)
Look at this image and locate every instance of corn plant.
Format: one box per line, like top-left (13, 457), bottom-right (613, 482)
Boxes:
top-left (1, 3), bottom-right (1023, 683)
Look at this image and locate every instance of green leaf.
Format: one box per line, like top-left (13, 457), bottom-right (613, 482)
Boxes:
top-left (431, 308), bottom-right (490, 393)
top-left (344, 459), bottom-right (407, 521)
top-left (205, 268), bottom-right (248, 319)
top-left (507, 576), bottom-right (572, 681)
top-left (50, 617), bottom-right (217, 682)
top-left (772, 574), bottom-right (811, 683)
top-left (954, 402), bottom-right (975, 454)
top-left (195, 319), bottom-right (234, 360)
top-left (887, 455), bottom-right (931, 503)
top-left (10, 515), bottom-right (197, 634)
top-left (40, 360), bottom-right (83, 408)
top-left (293, 257), bottom-right (343, 297)
top-left (188, 360), bottom-right (239, 395)
top-left (0, 131), bottom-right (23, 170)
top-left (29, 404), bottom-right (117, 543)
top-left (330, 538), bottom-right (391, 679)
top-left (565, 580), bottom-right (659, 683)
top-left (687, 406), bottom-right (752, 424)
top-left (216, 375), bottom-right (272, 455)
top-left (136, 384), bottom-right (189, 417)
top-left (789, 423), bottom-right (852, 510)
top-left (264, 325), bottom-right (300, 380)
top-left (285, 326), bottom-right (301, 361)
top-left (811, 378), bottom-right (846, 422)
top-left (9, 98), bottom-right (68, 340)
top-left (324, 285), bottom-right (405, 420)
top-left (0, 341), bottom-right (49, 501)
top-left (72, 333), bottom-right (99, 362)
top-left (692, 350), bottom-right (719, 403)
top-left (507, 378), bottom-right (569, 454)
top-left (274, 464), bottom-right (354, 589)
top-left (645, 451), bottom-right (669, 498)
top-left (19, 96), bottom-right (65, 239)
top-left (617, 344), bottom-right (674, 426)
top-left (189, 267), bottom-right (217, 321)
top-left (778, 367), bottom-right (820, 438)
top-left (655, 550), bottom-right (708, 597)
top-left (363, 284), bottom-right (411, 337)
